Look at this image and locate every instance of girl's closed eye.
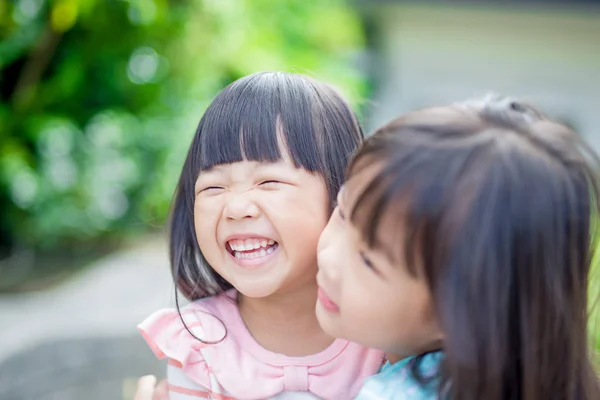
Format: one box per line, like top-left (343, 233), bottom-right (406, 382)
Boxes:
top-left (198, 185), bottom-right (225, 195)
top-left (260, 180), bottom-right (280, 186)
top-left (359, 251), bottom-right (382, 276)
top-left (258, 180), bottom-right (284, 189)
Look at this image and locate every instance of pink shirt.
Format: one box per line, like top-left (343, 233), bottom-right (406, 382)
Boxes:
top-left (138, 290), bottom-right (384, 399)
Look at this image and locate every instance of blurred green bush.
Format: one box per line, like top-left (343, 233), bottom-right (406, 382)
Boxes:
top-left (0, 0), bottom-right (366, 270)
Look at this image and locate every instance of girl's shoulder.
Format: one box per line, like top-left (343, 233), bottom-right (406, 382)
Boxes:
top-left (137, 290), bottom-right (246, 396)
top-left (137, 289), bottom-right (238, 358)
top-left (354, 352), bottom-right (443, 400)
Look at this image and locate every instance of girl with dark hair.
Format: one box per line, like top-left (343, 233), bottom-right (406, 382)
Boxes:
top-left (138, 72), bottom-right (384, 399)
top-left (316, 94), bottom-right (600, 399)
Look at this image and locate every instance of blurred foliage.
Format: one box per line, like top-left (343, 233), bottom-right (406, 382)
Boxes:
top-left (0, 0), bottom-right (366, 270)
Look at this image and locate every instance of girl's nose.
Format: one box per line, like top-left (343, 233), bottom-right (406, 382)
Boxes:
top-left (224, 192), bottom-right (260, 220)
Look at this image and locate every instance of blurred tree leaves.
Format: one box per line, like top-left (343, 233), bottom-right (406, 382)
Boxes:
top-left (0, 0), bottom-right (365, 259)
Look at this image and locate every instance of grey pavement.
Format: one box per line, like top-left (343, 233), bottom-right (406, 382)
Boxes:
top-left (0, 235), bottom-right (177, 399)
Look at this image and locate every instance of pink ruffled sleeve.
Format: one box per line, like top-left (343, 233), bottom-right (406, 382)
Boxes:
top-left (138, 308), bottom-right (212, 389)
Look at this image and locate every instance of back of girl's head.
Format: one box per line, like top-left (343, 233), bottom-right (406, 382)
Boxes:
top-left (349, 94), bottom-right (600, 399)
top-left (171, 72), bottom-right (363, 300)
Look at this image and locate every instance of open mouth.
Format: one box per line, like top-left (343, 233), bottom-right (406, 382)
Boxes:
top-left (226, 238), bottom-right (279, 260)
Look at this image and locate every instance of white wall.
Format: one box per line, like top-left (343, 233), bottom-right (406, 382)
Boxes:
top-left (365, 4), bottom-right (600, 148)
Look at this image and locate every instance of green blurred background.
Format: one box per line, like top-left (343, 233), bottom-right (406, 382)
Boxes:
top-left (0, 0), bottom-right (366, 291)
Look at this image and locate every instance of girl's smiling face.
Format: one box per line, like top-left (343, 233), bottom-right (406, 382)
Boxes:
top-left (194, 151), bottom-right (329, 299)
top-left (315, 163), bottom-right (443, 361)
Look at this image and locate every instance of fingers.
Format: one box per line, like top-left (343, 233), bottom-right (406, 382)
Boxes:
top-left (134, 375), bottom-right (157, 400)
top-left (153, 379), bottom-right (169, 400)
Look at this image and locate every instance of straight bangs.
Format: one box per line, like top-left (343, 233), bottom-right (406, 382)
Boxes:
top-left (347, 130), bottom-right (486, 278)
top-left (189, 72), bottom-right (362, 203)
top-left (193, 74), bottom-right (283, 171)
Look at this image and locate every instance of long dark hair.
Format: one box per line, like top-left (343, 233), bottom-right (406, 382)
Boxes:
top-left (348, 94), bottom-right (600, 399)
top-left (170, 71), bottom-right (363, 301)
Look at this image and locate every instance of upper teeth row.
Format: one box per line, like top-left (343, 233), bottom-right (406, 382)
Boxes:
top-left (229, 239), bottom-right (275, 251)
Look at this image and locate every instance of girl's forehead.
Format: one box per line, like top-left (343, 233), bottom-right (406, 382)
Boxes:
top-left (199, 158), bottom-right (295, 174)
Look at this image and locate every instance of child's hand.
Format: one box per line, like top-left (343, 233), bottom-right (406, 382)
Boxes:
top-left (134, 375), bottom-right (169, 400)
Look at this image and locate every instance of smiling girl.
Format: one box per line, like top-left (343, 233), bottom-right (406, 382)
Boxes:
top-left (138, 72), bottom-right (384, 400)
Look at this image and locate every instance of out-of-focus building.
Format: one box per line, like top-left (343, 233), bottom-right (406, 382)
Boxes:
top-left (355, 0), bottom-right (600, 148)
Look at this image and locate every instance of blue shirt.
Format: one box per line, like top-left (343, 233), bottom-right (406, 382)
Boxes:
top-left (354, 352), bottom-right (443, 399)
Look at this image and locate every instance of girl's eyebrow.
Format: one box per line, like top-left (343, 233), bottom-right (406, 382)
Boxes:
top-left (255, 163), bottom-right (283, 171)
top-left (199, 165), bottom-right (227, 175)
top-left (196, 171), bottom-right (222, 184)
top-left (256, 160), bottom-right (293, 170)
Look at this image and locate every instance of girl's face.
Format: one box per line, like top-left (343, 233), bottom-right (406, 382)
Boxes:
top-left (315, 164), bottom-right (442, 361)
top-left (194, 150), bottom-right (329, 298)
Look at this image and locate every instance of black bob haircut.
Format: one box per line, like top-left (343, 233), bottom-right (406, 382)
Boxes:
top-left (170, 71), bottom-right (364, 301)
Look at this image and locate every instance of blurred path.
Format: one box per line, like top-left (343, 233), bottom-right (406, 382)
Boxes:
top-left (0, 236), bottom-right (174, 399)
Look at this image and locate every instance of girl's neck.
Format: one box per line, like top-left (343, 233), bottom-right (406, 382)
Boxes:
top-left (386, 341), bottom-right (444, 365)
top-left (237, 281), bottom-right (335, 356)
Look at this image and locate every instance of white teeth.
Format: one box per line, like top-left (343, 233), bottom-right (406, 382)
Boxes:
top-left (231, 242), bottom-right (278, 260)
top-left (228, 238), bottom-right (277, 251)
